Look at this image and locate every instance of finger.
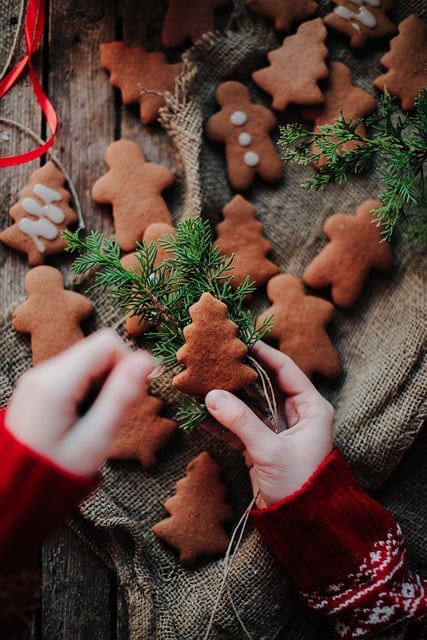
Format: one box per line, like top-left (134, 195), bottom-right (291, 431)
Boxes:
top-left (202, 421), bottom-right (246, 452)
top-left (252, 340), bottom-right (317, 398)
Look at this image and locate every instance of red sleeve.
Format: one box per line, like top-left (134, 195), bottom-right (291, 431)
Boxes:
top-left (251, 448), bottom-right (427, 639)
top-left (0, 407), bottom-right (98, 575)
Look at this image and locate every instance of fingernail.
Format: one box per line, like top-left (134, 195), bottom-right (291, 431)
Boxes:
top-left (206, 390), bottom-right (227, 410)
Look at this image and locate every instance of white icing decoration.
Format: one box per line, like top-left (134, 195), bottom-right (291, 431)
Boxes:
top-left (334, 5), bottom-right (377, 29)
top-left (244, 151), bottom-right (260, 167)
top-left (238, 132), bottom-right (252, 146)
top-left (230, 110), bottom-right (248, 126)
top-left (19, 182), bottom-right (65, 252)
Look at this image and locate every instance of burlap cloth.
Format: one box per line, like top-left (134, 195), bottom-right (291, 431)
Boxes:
top-left (0, 1), bottom-right (426, 638)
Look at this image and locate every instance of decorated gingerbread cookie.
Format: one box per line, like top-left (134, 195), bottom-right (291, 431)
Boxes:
top-left (252, 18), bottom-right (329, 112)
top-left (373, 14), bottom-right (427, 112)
top-left (12, 266), bottom-right (94, 364)
top-left (172, 292), bottom-right (258, 396)
top-left (214, 195), bottom-right (280, 291)
top-left (92, 139), bottom-right (174, 252)
top-left (152, 451), bottom-right (234, 565)
top-left (0, 162), bottom-right (78, 267)
top-left (205, 81), bottom-right (283, 191)
top-left (245, 0), bottom-right (319, 31)
top-left (99, 42), bottom-right (183, 124)
top-left (257, 273), bottom-right (341, 379)
top-left (303, 199), bottom-right (394, 308)
top-left (161, 0), bottom-right (231, 48)
top-left (323, 0), bottom-right (396, 49)
top-left (108, 393), bottom-right (178, 468)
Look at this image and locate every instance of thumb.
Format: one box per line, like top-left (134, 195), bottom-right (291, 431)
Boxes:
top-left (205, 389), bottom-right (275, 455)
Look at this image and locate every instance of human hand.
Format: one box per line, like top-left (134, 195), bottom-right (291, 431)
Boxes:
top-left (205, 341), bottom-right (334, 508)
top-left (5, 329), bottom-right (154, 477)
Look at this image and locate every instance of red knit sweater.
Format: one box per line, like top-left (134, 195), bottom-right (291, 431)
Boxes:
top-left (251, 448), bottom-right (427, 639)
top-left (0, 407), bottom-right (96, 575)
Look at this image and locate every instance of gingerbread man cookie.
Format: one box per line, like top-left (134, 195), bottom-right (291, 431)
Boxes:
top-left (245, 0), bottom-right (319, 32)
top-left (257, 273), bottom-right (341, 379)
top-left (0, 162), bottom-right (78, 267)
top-left (92, 139), bottom-right (174, 252)
top-left (161, 0), bottom-right (231, 48)
top-left (252, 18), bottom-right (329, 112)
top-left (12, 266), bottom-right (94, 364)
top-left (205, 81), bottom-right (283, 191)
top-left (303, 199), bottom-right (394, 308)
top-left (323, 0), bottom-right (396, 49)
top-left (373, 14), bottom-right (427, 112)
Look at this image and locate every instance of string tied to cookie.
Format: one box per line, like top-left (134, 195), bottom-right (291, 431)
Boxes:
top-left (0, 0), bottom-right (58, 167)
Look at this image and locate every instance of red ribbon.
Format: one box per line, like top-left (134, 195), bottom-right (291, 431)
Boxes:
top-left (0, 0), bottom-right (58, 167)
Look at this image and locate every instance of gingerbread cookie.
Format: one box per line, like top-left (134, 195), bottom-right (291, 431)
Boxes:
top-left (300, 61), bottom-right (377, 169)
top-left (303, 199), bottom-right (393, 308)
top-left (0, 162), bottom-right (78, 267)
top-left (161, 0), bottom-right (231, 48)
top-left (92, 139), bottom-right (174, 252)
top-left (152, 451), bottom-right (234, 565)
top-left (257, 273), bottom-right (341, 379)
top-left (12, 266), bottom-right (94, 364)
top-left (121, 223), bottom-right (176, 337)
top-left (205, 81), bottom-right (283, 191)
top-left (108, 393), bottom-right (178, 468)
top-left (373, 14), bottom-right (427, 112)
top-left (99, 42), bottom-right (183, 124)
top-left (245, 0), bottom-right (319, 31)
top-left (172, 292), bottom-right (258, 397)
top-left (323, 0), bottom-right (396, 49)
top-left (252, 18), bottom-right (329, 112)
top-left (214, 195), bottom-right (280, 291)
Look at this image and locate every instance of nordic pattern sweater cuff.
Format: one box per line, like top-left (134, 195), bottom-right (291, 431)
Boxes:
top-left (0, 407), bottom-right (97, 575)
top-left (250, 448), bottom-right (427, 639)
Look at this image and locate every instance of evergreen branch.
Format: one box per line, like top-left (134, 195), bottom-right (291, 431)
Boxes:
top-left (278, 89), bottom-right (427, 246)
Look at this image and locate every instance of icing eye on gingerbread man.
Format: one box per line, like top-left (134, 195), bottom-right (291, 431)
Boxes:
top-left (323, 0), bottom-right (396, 49)
top-left (205, 80), bottom-right (284, 191)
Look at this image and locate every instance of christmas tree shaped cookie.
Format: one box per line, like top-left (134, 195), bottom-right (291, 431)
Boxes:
top-left (172, 292), bottom-right (258, 396)
top-left (161, 0), bottom-right (231, 48)
top-left (245, 0), bottom-right (319, 32)
top-left (0, 162), bottom-right (78, 267)
top-left (300, 61), bottom-right (377, 169)
top-left (214, 195), bottom-right (280, 292)
top-left (257, 273), bottom-right (341, 379)
top-left (12, 266), bottom-right (94, 365)
top-left (108, 393), bottom-right (178, 468)
top-left (252, 18), bottom-right (329, 112)
top-left (152, 451), bottom-right (234, 565)
top-left (324, 0), bottom-right (396, 49)
top-left (373, 14), bottom-right (427, 112)
top-left (303, 199), bottom-right (393, 308)
top-left (100, 43), bottom-right (183, 124)
top-left (92, 139), bottom-right (174, 252)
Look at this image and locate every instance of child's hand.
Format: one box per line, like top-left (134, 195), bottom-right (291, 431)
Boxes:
top-left (5, 329), bottom-right (153, 477)
top-left (205, 341), bottom-right (334, 508)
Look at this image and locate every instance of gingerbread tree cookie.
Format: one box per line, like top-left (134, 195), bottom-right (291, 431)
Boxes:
top-left (373, 14), bottom-right (427, 112)
top-left (205, 81), bottom-right (283, 191)
top-left (0, 162), bottom-right (78, 267)
top-left (301, 61), bottom-right (377, 169)
top-left (121, 223), bottom-right (176, 337)
top-left (323, 0), bottom-right (396, 49)
top-left (252, 18), bottom-right (329, 111)
top-left (152, 451), bottom-right (234, 565)
top-left (303, 199), bottom-right (393, 308)
top-left (257, 273), bottom-right (341, 379)
top-left (161, 0), bottom-right (231, 48)
top-left (214, 195), bottom-right (280, 292)
top-left (92, 139), bottom-right (174, 252)
top-left (108, 393), bottom-right (178, 468)
top-left (99, 43), bottom-right (183, 124)
top-left (172, 292), bottom-right (258, 396)
top-left (245, 0), bottom-right (319, 31)
top-left (12, 266), bottom-right (94, 365)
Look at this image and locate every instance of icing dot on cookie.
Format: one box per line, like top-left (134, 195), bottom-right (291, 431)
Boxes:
top-left (244, 151), bottom-right (260, 167)
top-left (238, 132), bottom-right (252, 146)
top-left (230, 110), bottom-right (248, 126)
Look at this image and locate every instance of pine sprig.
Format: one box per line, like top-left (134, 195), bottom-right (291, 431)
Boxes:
top-left (279, 89), bottom-right (427, 246)
top-left (63, 219), bottom-right (272, 430)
